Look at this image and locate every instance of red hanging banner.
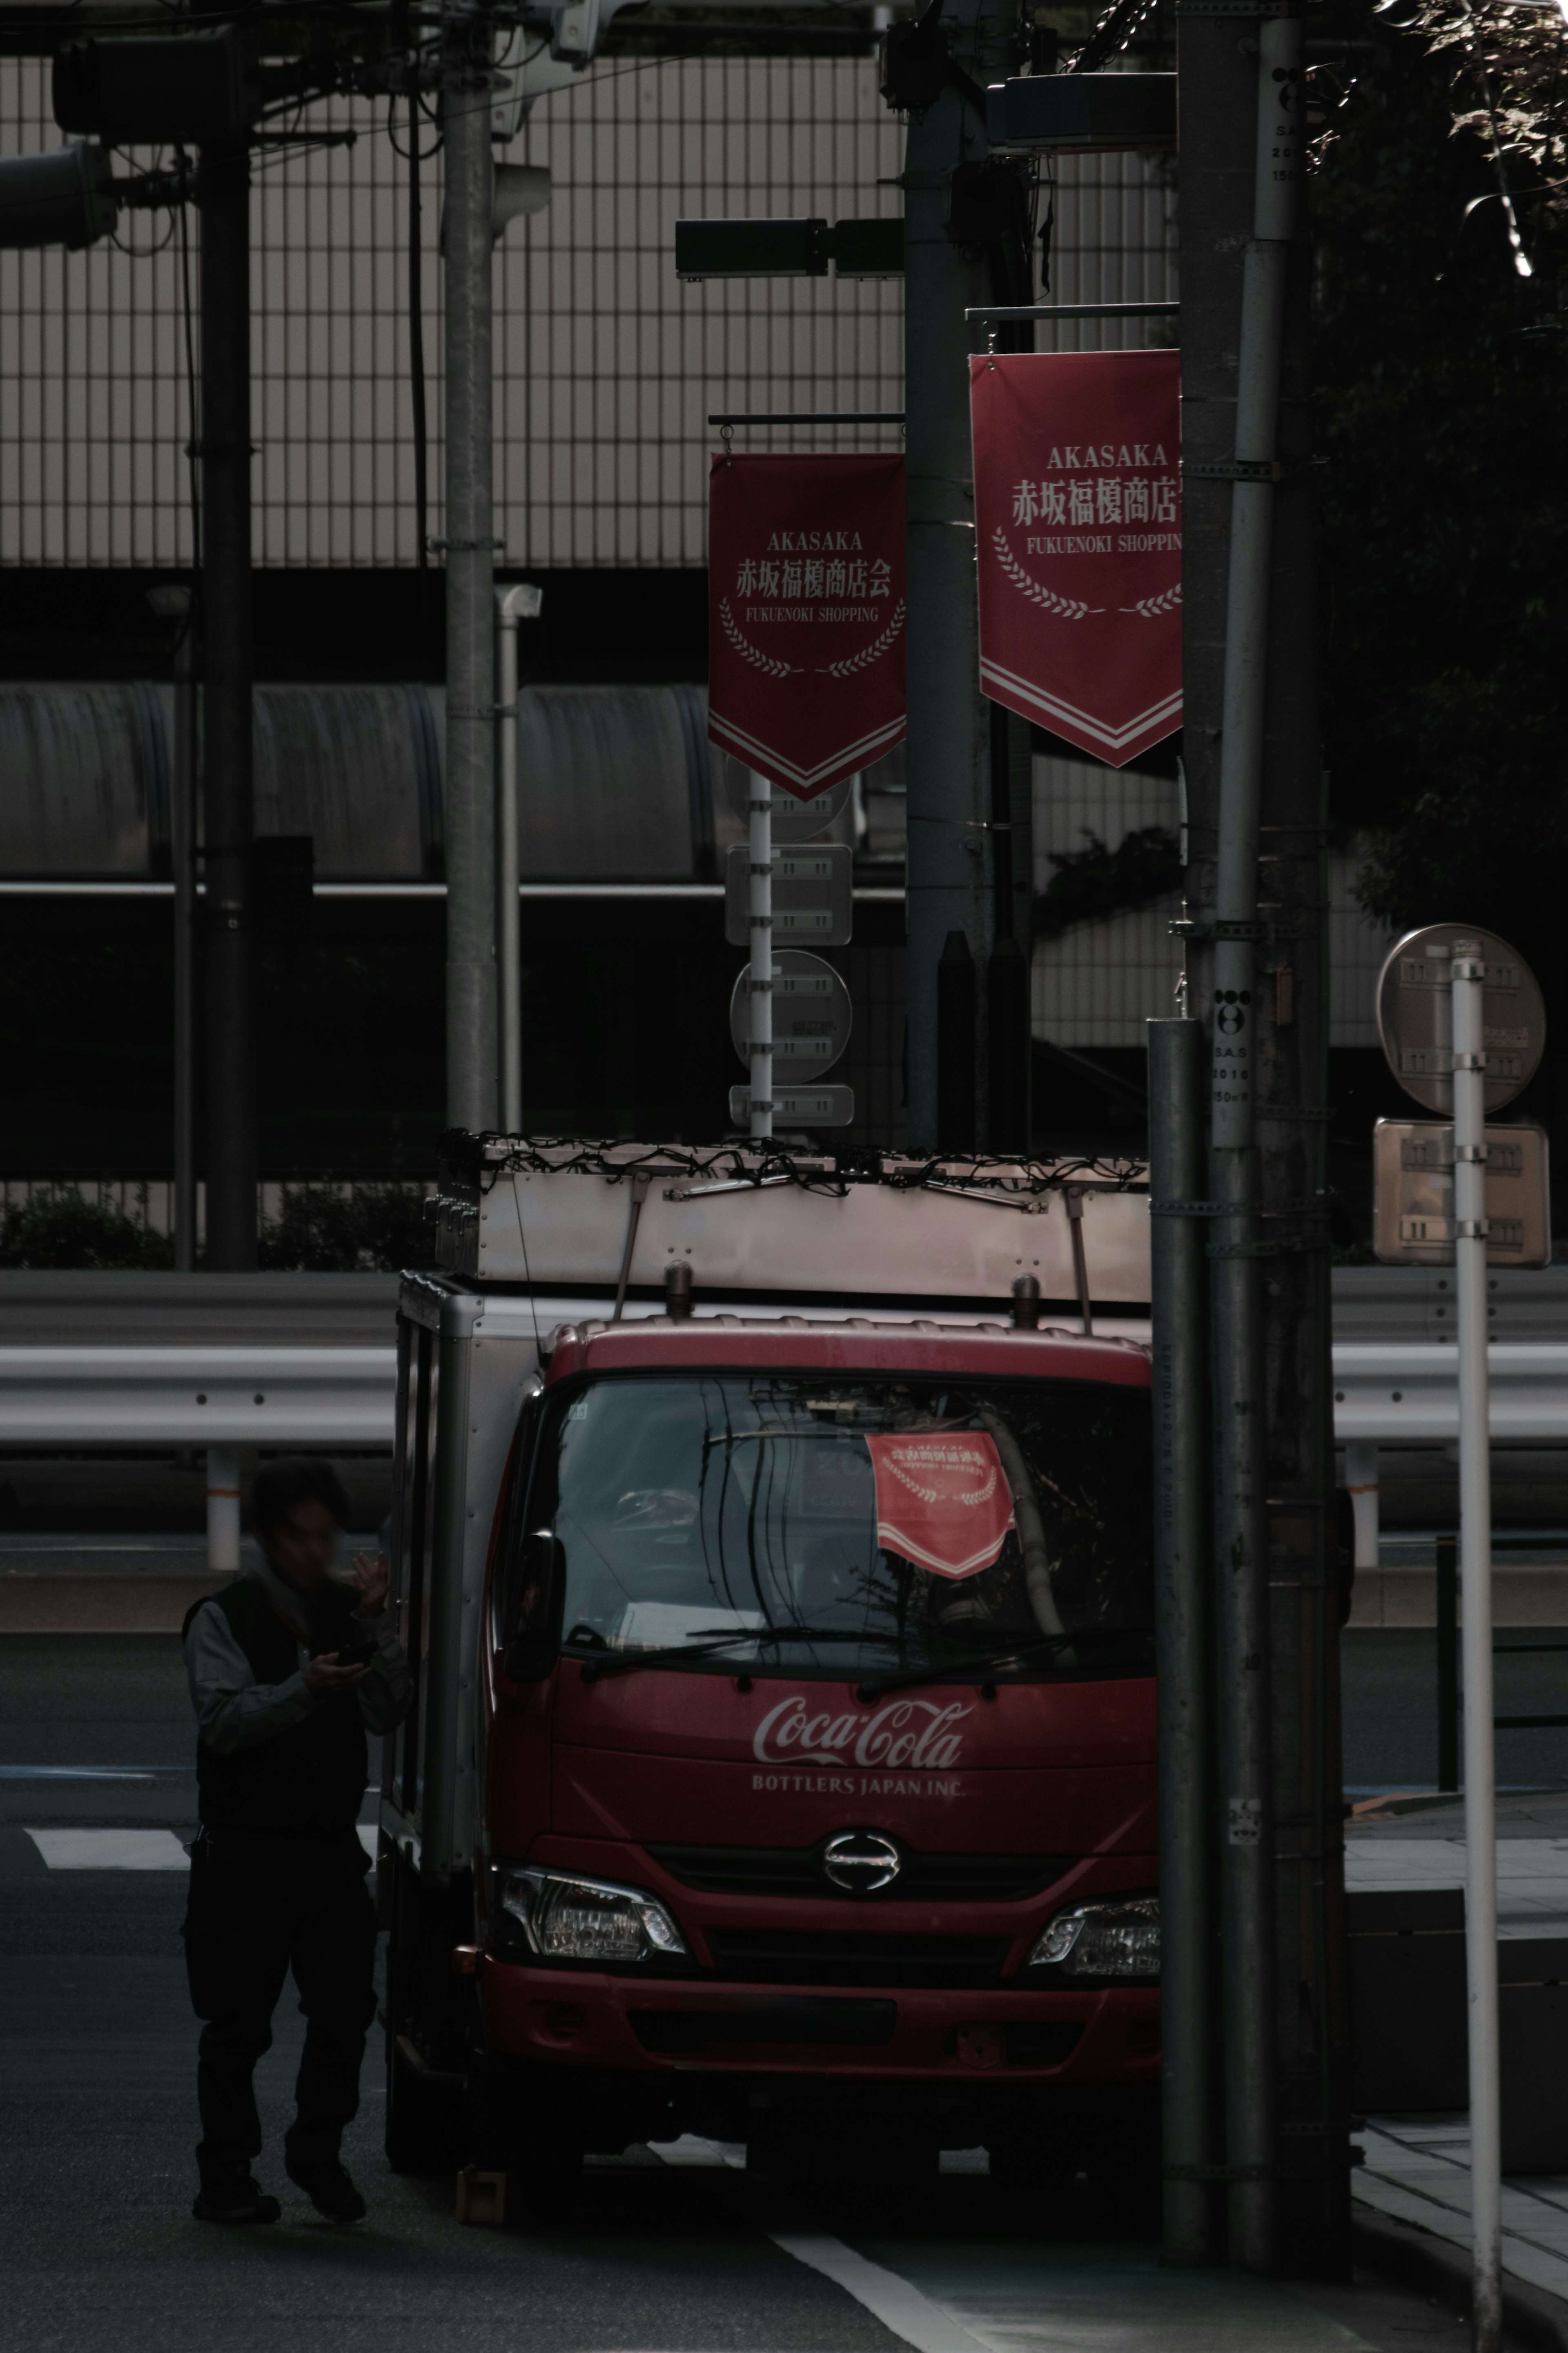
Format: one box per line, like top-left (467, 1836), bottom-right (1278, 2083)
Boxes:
top-left (970, 350), bottom-right (1181, 768)
top-left (707, 453), bottom-right (906, 802)
top-left (863, 1432), bottom-right (1016, 1582)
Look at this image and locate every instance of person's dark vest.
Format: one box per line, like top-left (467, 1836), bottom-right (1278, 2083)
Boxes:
top-left (185, 1575), bottom-right (369, 1838)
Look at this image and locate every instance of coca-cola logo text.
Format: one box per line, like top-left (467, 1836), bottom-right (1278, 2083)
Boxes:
top-left (753, 1693), bottom-right (971, 1773)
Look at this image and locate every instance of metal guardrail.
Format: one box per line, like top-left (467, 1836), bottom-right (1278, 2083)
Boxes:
top-left (0, 1333), bottom-right (1562, 1450)
top-left (0, 1347), bottom-right (396, 1447)
top-left (0, 1267), bottom-right (1563, 1450)
top-left (1332, 1344), bottom-right (1568, 1445)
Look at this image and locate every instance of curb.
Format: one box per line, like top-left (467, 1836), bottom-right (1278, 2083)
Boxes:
top-left (1353, 2208), bottom-right (1568, 2353)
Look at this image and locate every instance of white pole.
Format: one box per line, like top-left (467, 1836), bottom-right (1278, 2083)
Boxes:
top-left (1344, 1439), bottom-right (1381, 1575)
top-left (206, 1445), bottom-right (241, 1577)
top-left (494, 583), bottom-right (536, 1135)
top-left (1453, 943), bottom-right (1500, 2353)
top-left (749, 783), bottom-right (773, 1139)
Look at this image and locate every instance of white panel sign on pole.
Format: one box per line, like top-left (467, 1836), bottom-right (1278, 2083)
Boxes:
top-left (1374, 924), bottom-right (1546, 2353)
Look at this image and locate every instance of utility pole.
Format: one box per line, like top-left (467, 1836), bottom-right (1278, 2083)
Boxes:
top-left (899, 0), bottom-right (1016, 1152)
top-left (1181, 0), bottom-right (1346, 2279)
top-left (1256, 85), bottom-right (1350, 2277)
top-left (197, 137), bottom-right (257, 1269)
top-left (443, 3), bottom-right (499, 1133)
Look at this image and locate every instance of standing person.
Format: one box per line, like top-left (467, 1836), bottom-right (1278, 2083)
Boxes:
top-left (180, 1456), bottom-right (411, 2225)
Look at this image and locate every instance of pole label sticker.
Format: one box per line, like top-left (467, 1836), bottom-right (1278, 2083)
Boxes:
top-left (707, 453), bottom-right (906, 800)
top-left (970, 350), bottom-right (1182, 766)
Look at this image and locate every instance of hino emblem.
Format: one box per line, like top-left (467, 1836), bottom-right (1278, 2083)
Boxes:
top-left (822, 1829), bottom-right (902, 1894)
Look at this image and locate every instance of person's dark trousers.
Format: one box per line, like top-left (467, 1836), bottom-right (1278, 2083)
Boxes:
top-left (183, 1827), bottom-right (378, 2188)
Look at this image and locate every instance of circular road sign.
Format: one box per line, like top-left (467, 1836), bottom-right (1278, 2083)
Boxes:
top-left (725, 766), bottom-right (851, 844)
top-left (731, 950), bottom-right (852, 1084)
top-left (1376, 923), bottom-right (1546, 1115)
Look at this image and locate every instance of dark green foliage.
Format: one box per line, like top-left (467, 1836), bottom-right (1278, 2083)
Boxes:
top-left (1313, 1), bottom-right (1568, 1001)
top-left (1033, 826), bottom-right (1182, 939)
top-left (0, 1187), bottom-right (173, 1269)
top-left (256, 1185), bottom-right (434, 1273)
top-left (0, 1182), bottom-right (431, 1270)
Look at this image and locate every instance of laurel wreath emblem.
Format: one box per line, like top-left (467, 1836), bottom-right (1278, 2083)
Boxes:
top-left (1118, 582), bottom-right (1183, 619)
top-left (816, 598), bottom-right (906, 680)
top-left (990, 531), bottom-right (1100, 620)
top-left (884, 1452), bottom-right (999, 1510)
top-left (719, 597), bottom-right (798, 678)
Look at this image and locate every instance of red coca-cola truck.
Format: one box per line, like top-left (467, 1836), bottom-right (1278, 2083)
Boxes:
top-left (379, 1138), bottom-right (1159, 2188)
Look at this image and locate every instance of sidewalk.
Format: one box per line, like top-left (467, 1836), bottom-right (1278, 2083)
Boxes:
top-left (658, 2138), bottom-right (1542, 2350)
top-left (1348, 1786), bottom-right (1568, 1936)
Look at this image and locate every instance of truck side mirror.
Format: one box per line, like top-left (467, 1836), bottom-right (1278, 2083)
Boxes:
top-left (501, 1530), bottom-right (563, 1684)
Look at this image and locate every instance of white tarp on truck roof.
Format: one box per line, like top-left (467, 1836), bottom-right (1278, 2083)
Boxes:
top-left (434, 1140), bottom-right (1152, 1307)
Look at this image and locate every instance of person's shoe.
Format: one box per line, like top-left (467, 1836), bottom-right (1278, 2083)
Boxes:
top-left (285, 2156), bottom-right (367, 2224)
top-left (192, 2171), bottom-right (282, 2225)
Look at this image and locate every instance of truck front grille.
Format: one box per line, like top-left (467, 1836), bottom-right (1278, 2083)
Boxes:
top-left (630, 1997), bottom-right (897, 2053)
top-left (648, 1843), bottom-right (1076, 1904)
top-left (704, 1928), bottom-right (1012, 1988)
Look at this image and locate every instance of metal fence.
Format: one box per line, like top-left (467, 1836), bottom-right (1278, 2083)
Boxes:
top-left (0, 57), bottom-right (1185, 570)
top-left (0, 55), bottom-right (907, 569)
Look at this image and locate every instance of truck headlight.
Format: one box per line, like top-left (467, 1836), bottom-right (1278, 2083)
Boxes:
top-left (1027, 1897), bottom-right (1160, 1979)
top-left (494, 1865), bottom-right (688, 1966)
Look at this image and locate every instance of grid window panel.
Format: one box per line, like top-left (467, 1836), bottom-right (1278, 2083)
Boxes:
top-left (1, 56), bottom-right (905, 569)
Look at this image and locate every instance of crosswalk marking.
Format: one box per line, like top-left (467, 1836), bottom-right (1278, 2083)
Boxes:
top-left (22, 1824), bottom-right (379, 1870)
top-left (26, 1829), bottom-right (189, 1871)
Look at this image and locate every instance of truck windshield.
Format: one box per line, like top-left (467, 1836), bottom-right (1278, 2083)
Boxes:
top-left (509, 1372), bottom-right (1152, 1684)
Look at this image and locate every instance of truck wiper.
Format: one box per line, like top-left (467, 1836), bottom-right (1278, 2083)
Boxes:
top-left (576, 1624), bottom-right (886, 1685)
top-left (854, 1630), bottom-right (1076, 1701)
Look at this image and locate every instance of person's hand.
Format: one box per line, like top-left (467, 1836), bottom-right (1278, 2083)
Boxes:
top-left (303, 1652), bottom-right (372, 1693)
top-left (353, 1550), bottom-right (390, 1614)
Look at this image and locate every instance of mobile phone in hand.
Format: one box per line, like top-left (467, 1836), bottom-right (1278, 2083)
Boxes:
top-left (333, 1638), bottom-right (376, 1668)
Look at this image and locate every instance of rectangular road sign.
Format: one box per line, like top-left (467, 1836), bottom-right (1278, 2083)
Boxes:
top-left (725, 842), bottom-right (853, 947)
top-left (730, 1084), bottom-right (855, 1128)
top-left (1372, 1119), bottom-right (1552, 1266)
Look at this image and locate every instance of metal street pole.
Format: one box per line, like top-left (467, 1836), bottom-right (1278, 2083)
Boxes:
top-left (443, 5), bottom-right (499, 1133)
top-left (1453, 944), bottom-right (1501, 2353)
top-left (902, 0), bottom-right (1014, 1152)
top-left (1205, 9), bottom-right (1303, 2275)
top-left (748, 785), bottom-right (773, 1138)
top-left (1148, 1015), bottom-right (1218, 2264)
top-left (147, 584), bottom-right (198, 1269)
top-left (197, 137), bottom-right (257, 1269)
top-left (494, 581), bottom-right (540, 1134)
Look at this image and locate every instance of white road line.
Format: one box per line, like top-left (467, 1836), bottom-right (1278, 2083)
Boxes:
top-left (651, 2139), bottom-right (987, 2353)
top-left (25, 1829), bottom-right (189, 1871)
top-left (766, 2227), bottom-right (991, 2353)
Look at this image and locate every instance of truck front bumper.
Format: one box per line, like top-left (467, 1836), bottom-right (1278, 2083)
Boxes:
top-left (483, 1960), bottom-right (1158, 2081)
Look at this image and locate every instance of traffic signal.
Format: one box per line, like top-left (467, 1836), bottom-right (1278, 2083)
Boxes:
top-left (986, 73), bottom-right (1177, 152)
top-left (675, 218), bottom-right (902, 281)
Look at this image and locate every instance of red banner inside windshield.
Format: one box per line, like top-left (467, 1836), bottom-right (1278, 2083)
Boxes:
top-left (864, 1432), bottom-right (1016, 1581)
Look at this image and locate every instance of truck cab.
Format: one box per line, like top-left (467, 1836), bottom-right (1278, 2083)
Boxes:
top-left (379, 1141), bottom-right (1158, 2187)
